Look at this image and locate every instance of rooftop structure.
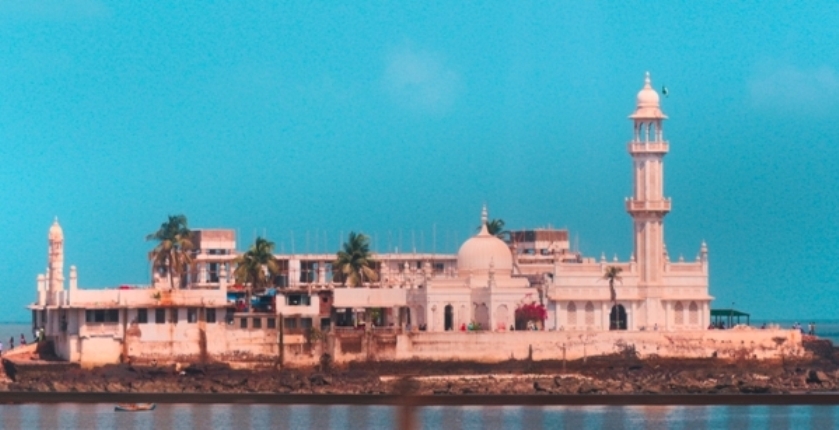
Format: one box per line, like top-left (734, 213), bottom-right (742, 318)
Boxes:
top-left (26, 74), bottom-right (800, 367)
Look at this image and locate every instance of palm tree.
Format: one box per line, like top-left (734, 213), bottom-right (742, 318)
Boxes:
top-left (146, 215), bottom-right (194, 290)
top-left (603, 266), bottom-right (623, 329)
top-left (478, 218), bottom-right (509, 241)
top-left (334, 232), bottom-right (378, 287)
top-left (234, 237), bottom-right (281, 312)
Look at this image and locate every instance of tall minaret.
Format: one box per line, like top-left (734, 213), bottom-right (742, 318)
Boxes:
top-left (48, 217), bottom-right (65, 295)
top-left (626, 73), bottom-right (670, 285)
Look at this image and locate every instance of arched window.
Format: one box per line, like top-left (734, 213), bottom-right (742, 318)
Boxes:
top-left (584, 302), bottom-right (595, 326)
top-left (567, 302), bottom-right (577, 326)
top-left (688, 302), bottom-right (699, 325)
top-left (674, 302), bottom-right (684, 325)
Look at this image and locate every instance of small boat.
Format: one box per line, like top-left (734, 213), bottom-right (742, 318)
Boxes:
top-left (114, 403), bottom-right (156, 412)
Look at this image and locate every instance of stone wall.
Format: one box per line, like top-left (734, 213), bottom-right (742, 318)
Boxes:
top-left (390, 328), bottom-right (803, 363)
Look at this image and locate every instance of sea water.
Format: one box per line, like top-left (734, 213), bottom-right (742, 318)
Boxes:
top-left (2, 322), bottom-right (838, 429)
top-left (0, 404), bottom-right (837, 429)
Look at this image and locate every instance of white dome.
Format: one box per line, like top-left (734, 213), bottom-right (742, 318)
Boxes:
top-left (630, 72), bottom-right (667, 120)
top-left (457, 207), bottom-right (512, 277)
top-left (636, 86), bottom-right (659, 107)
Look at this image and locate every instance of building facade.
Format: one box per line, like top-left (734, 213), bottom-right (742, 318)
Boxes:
top-left (29, 75), bottom-right (773, 367)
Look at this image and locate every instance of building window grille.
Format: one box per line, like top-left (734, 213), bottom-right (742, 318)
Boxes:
top-left (155, 309), bottom-right (166, 324)
top-left (688, 302), bottom-right (699, 325)
top-left (240, 318), bottom-right (248, 329)
top-left (187, 308), bottom-right (198, 323)
top-left (284, 318), bottom-right (297, 329)
top-left (567, 302), bottom-right (577, 326)
top-left (584, 302), bottom-right (595, 326)
top-left (137, 309), bottom-right (148, 324)
top-left (225, 308), bottom-right (234, 325)
top-left (267, 318), bottom-right (276, 329)
top-left (253, 318), bottom-right (262, 329)
top-left (674, 302), bottom-right (684, 325)
top-left (301, 318), bottom-right (313, 329)
top-left (206, 308), bottom-right (216, 324)
top-left (170, 308), bottom-right (179, 324)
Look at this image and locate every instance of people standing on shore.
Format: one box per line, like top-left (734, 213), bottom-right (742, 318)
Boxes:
top-left (0, 340), bottom-right (4, 356)
top-left (9, 336), bottom-right (13, 350)
top-left (20, 334), bottom-right (25, 346)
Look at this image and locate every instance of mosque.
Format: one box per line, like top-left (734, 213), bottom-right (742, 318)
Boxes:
top-left (29, 75), bottom-right (794, 367)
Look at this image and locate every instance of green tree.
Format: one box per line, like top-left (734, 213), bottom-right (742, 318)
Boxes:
top-left (477, 218), bottom-right (509, 241)
top-left (603, 266), bottom-right (623, 329)
top-left (146, 214), bottom-right (194, 290)
top-left (234, 237), bottom-right (280, 312)
top-left (334, 232), bottom-right (378, 287)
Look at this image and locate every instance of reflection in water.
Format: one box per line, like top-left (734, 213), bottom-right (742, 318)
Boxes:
top-left (0, 403), bottom-right (836, 429)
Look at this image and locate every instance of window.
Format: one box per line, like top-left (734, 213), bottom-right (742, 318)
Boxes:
top-left (284, 318), bottom-right (297, 329)
top-left (287, 294), bottom-right (311, 306)
top-left (206, 308), bottom-right (216, 324)
top-left (252, 318), bottom-right (262, 329)
top-left (170, 308), bottom-right (179, 324)
top-left (86, 309), bottom-right (119, 323)
top-left (433, 263), bottom-right (445, 274)
top-left (240, 318), bottom-right (248, 329)
top-left (301, 318), bottom-right (313, 329)
top-left (155, 309), bottom-right (166, 324)
top-left (567, 302), bottom-right (577, 326)
top-left (137, 309), bottom-right (148, 324)
top-left (225, 308), bottom-right (234, 325)
top-left (267, 318), bottom-right (276, 329)
top-left (187, 308), bottom-right (198, 323)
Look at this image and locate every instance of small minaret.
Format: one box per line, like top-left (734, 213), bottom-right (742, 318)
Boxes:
top-left (627, 73), bottom-right (670, 285)
top-left (48, 218), bottom-right (65, 296)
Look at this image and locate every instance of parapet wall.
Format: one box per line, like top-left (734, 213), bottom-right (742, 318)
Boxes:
top-left (392, 328), bottom-right (803, 363)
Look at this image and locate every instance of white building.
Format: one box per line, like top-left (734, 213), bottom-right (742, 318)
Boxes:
top-left (28, 74), bottom-right (728, 367)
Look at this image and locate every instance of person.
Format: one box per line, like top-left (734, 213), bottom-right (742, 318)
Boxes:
top-left (761, 322), bottom-right (767, 329)
top-left (9, 337), bottom-right (13, 350)
top-left (808, 322), bottom-right (815, 336)
top-left (20, 334), bottom-right (26, 346)
top-left (0, 340), bottom-right (3, 356)
top-left (812, 322), bottom-right (817, 336)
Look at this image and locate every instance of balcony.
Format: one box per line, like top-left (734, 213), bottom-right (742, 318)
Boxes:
top-left (625, 199), bottom-right (671, 214)
top-left (627, 141), bottom-right (669, 155)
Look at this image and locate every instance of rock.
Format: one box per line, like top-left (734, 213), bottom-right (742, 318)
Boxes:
top-left (577, 382), bottom-right (599, 394)
top-left (309, 373), bottom-right (331, 386)
top-left (807, 370), bottom-right (830, 384)
top-left (533, 381), bottom-right (549, 392)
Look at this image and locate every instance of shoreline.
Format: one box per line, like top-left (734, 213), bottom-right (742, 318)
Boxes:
top-left (3, 392), bottom-right (839, 406)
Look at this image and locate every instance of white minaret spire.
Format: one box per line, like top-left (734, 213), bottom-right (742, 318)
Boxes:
top-left (627, 73), bottom-right (670, 285)
top-left (48, 217), bottom-right (65, 300)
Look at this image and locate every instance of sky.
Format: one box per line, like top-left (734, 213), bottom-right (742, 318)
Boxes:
top-left (0, 1), bottom-right (837, 322)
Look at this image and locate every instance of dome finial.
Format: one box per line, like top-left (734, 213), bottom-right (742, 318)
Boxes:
top-left (478, 204), bottom-right (489, 236)
top-left (645, 71), bottom-right (651, 86)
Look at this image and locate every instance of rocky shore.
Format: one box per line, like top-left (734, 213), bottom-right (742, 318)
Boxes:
top-left (2, 339), bottom-right (837, 396)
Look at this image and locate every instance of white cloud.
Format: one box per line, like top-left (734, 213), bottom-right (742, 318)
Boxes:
top-left (0, 0), bottom-right (110, 21)
top-left (748, 65), bottom-right (839, 113)
top-left (382, 46), bottom-right (462, 115)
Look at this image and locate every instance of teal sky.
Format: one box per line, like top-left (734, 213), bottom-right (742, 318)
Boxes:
top-left (0, 1), bottom-right (837, 322)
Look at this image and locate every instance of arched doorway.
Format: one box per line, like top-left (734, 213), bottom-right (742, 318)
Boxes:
top-left (444, 304), bottom-right (454, 331)
top-left (609, 304), bottom-right (628, 330)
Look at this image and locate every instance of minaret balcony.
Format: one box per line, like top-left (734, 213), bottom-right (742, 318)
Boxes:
top-left (628, 141), bottom-right (669, 155)
top-left (625, 199), bottom-right (671, 214)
